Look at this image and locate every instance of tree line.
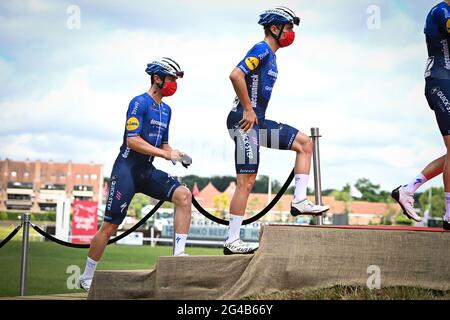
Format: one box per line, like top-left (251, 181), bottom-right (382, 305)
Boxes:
top-left (122, 176), bottom-right (445, 218)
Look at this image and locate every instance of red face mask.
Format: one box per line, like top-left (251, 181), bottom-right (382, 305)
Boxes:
top-left (160, 81), bottom-right (177, 97)
top-left (279, 30), bottom-right (295, 47)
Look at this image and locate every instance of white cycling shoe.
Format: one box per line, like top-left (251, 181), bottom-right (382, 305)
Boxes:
top-left (290, 199), bottom-right (330, 216)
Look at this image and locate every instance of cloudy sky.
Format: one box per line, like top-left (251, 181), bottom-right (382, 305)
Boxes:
top-left (0, 0), bottom-right (445, 192)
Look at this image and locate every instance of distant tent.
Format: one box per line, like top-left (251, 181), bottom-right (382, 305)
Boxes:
top-left (192, 182), bottom-right (200, 197)
top-left (350, 184), bottom-right (363, 198)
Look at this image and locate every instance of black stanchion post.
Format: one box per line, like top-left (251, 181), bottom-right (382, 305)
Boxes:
top-left (311, 128), bottom-right (324, 226)
top-left (20, 213), bottom-right (30, 296)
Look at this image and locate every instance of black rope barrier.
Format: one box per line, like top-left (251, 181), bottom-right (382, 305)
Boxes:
top-left (192, 169), bottom-right (295, 225)
top-left (1, 170), bottom-right (295, 248)
top-left (30, 200), bottom-right (164, 249)
top-left (0, 224), bottom-right (23, 249)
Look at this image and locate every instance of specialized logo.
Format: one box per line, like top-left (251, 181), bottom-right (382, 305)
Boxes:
top-left (245, 56), bottom-right (260, 71)
top-left (231, 96), bottom-right (240, 112)
top-left (425, 56), bottom-right (434, 78)
top-left (120, 202), bottom-right (128, 214)
top-left (431, 87), bottom-right (440, 95)
top-left (166, 174), bottom-right (176, 183)
top-left (413, 179), bottom-right (422, 186)
top-left (126, 117), bottom-right (140, 131)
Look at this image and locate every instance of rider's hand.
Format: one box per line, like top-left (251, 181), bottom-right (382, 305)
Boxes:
top-left (165, 149), bottom-right (183, 162)
top-left (172, 149), bottom-right (184, 162)
top-left (239, 108), bottom-right (258, 132)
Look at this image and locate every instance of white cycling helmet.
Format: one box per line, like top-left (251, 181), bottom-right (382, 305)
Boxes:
top-left (145, 57), bottom-right (184, 78)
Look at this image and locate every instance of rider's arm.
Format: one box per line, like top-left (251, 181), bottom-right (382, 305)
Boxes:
top-left (161, 143), bottom-right (173, 153)
top-left (230, 67), bottom-right (253, 112)
top-left (231, 44), bottom-right (267, 113)
top-left (127, 136), bottom-right (170, 159)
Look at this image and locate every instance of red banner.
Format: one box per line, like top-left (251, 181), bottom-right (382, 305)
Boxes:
top-left (71, 200), bottom-right (98, 244)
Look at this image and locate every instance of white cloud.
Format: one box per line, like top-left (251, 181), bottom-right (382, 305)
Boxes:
top-left (0, 0), bottom-right (445, 193)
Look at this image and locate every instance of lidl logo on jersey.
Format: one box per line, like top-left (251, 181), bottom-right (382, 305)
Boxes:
top-left (245, 57), bottom-right (259, 71)
top-left (126, 117), bottom-right (140, 131)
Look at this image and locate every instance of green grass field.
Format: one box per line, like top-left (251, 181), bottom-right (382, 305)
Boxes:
top-left (0, 225), bottom-right (41, 241)
top-left (0, 239), bottom-right (222, 298)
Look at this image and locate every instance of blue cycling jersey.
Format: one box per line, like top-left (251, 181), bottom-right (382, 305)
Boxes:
top-left (425, 1), bottom-right (450, 79)
top-left (118, 93), bottom-right (171, 164)
top-left (231, 41), bottom-right (278, 119)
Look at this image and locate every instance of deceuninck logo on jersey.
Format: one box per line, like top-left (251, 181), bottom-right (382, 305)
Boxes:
top-left (245, 56), bottom-right (259, 71)
top-left (126, 116), bottom-right (140, 131)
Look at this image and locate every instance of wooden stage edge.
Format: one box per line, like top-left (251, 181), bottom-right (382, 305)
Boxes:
top-left (1, 293), bottom-right (88, 300)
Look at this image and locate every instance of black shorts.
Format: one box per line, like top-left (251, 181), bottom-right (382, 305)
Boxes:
top-left (425, 78), bottom-right (450, 136)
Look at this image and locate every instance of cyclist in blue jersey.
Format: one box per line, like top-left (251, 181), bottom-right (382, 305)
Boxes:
top-left (392, 1), bottom-right (450, 230)
top-left (224, 7), bottom-right (330, 255)
top-left (78, 57), bottom-right (194, 291)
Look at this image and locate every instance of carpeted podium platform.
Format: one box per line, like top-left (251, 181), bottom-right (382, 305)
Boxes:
top-left (88, 225), bottom-right (450, 300)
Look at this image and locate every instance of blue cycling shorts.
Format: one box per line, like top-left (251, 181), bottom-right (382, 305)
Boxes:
top-left (104, 157), bottom-right (181, 225)
top-left (425, 78), bottom-right (450, 136)
top-left (226, 111), bottom-right (299, 174)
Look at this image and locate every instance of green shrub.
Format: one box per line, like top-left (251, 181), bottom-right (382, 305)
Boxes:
top-left (33, 212), bottom-right (56, 221)
top-left (395, 214), bottom-right (412, 226)
top-left (6, 212), bottom-right (22, 220)
top-left (0, 211), bottom-right (57, 221)
top-left (382, 216), bottom-right (392, 225)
